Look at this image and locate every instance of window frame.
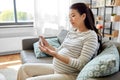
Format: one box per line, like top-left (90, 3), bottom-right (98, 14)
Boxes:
top-left (0, 0), bottom-right (34, 28)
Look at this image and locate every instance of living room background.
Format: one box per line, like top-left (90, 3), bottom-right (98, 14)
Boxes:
top-left (0, 0), bottom-right (120, 55)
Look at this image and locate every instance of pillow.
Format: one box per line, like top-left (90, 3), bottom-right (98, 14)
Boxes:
top-left (57, 29), bottom-right (68, 44)
top-left (33, 37), bottom-right (60, 58)
top-left (76, 44), bottom-right (119, 80)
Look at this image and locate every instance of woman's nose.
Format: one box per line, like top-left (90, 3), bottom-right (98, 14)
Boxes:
top-left (69, 18), bottom-right (72, 22)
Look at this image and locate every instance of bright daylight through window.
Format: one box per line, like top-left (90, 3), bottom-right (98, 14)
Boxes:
top-left (34, 0), bottom-right (70, 36)
top-left (0, 0), bottom-right (34, 26)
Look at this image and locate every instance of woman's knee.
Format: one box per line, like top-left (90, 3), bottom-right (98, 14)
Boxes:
top-left (19, 64), bottom-right (28, 72)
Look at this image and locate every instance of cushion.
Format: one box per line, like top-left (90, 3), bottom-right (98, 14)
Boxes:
top-left (76, 44), bottom-right (119, 80)
top-left (102, 40), bottom-right (120, 71)
top-left (33, 37), bottom-right (60, 58)
top-left (101, 38), bottom-right (113, 50)
top-left (57, 29), bottom-right (68, 44)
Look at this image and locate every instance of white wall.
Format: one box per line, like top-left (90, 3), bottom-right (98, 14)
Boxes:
top-left (0, 27), bottom-right (35, 38)
top-left (0, 37), bottom-right (22, 53)
top-left (0, 27), bottom-right (36, 55)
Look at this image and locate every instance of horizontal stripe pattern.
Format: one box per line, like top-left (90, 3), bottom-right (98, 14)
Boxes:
top-left (53, 30), bottom-right (98, 74)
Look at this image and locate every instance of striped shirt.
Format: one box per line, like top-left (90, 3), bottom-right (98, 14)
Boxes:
top-left (53, 30), bottom-right (98, 75)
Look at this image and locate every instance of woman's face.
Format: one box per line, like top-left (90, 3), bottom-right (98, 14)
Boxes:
top-left (69, 9), bottom-right (85, 29)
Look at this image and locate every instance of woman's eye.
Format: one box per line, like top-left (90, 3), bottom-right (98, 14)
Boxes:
top-left (72, 15), bottom-right (75, 17)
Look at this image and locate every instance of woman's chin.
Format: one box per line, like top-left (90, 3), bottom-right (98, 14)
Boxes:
top-left (72, 25), bottom-right (77, 28)
top-left (71, 24), bottom-right (77, 28)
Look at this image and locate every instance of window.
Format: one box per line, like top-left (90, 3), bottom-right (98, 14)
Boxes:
top-left (0, 0), bottom-right (14, 23)
top-left (16, 0), bottom-right (34, 22)
top-left (34, 0), bottom-right (70, 36)
top-left (0, 0), bottom-right (34, 27)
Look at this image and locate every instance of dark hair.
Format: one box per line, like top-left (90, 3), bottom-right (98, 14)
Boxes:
top-left (70, 3), bottom-right (102, 53)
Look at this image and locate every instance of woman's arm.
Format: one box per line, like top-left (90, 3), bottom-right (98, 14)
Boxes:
top-left (68, 37), bottom-right (98, 70)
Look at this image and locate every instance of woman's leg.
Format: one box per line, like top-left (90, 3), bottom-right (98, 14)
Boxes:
top-left (26, 73), bottom-right (77, 80)
top-left (17, 63), bottom-right (54, 80)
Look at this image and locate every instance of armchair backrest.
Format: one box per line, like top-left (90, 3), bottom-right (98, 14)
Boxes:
top-left (22, 38), bottom-right (39, 50)
top-left (57, 29), bottom-right (68, 44)
top-left (102, 38), bottom-right (120, 54)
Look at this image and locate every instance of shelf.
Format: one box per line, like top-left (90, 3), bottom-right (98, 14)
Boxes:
top-left (104, 28), bottom-right (114, 31)
top-left (104, 20), bottom-right (120, 23)
top-left (91, 6), bottom-right (104, 8)
top-left (95, 20), bottom-right (104, 22)
top-left (90, 0), bottom-right (119, 39)
top-left (104, 34), bottom-right (113, 37)
top-left (96, 19), bottom-right (120, 23)
top-left (92, 5), bottom-right (118, 8)
top-left (105, 5), bottom-right (118, 7)
top-left (104, 30), bottom-right (119, 38)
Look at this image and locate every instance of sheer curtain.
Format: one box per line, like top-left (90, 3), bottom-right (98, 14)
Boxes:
top-left (34, 0), bottom-right (70, 37)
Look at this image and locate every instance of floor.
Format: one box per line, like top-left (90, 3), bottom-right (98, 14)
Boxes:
top-left (0, 53), bottom-right (22, 69)
top-left (0, 53), bottom-right (22, 80)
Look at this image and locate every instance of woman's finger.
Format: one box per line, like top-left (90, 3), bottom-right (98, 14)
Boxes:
top-left (40, 36), bottom-right (48, 46)
top-left (39, 36), bottom-right (45, 46)
top-left (39, 45), bottom-right (46, 52)
top-left (39, 39), bottom-right (43, 47)
top-left (39, 46), bottom-right (55, 57)
top-left (39, 45), bottom-right (49, 53)
top-left (40, 40), bottom-right (44, 46)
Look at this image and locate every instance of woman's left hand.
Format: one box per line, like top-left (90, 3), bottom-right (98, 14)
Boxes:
top-left (39, 36), bottom-right (69, 64)
top-left (39, 45), bottom-right (57, 57)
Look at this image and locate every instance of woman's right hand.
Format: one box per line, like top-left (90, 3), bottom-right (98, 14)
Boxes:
top-left (39, 36), bottom-right (69, 64)
top-left (39, 36), bottom-right (55, 51)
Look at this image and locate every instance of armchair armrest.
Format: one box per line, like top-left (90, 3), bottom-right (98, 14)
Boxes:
top-left (22, 36), bottom-right (57, 50)
top-left (22, 38), bottom-right (39, 50)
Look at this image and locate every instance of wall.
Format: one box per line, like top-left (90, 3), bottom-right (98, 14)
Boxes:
top-left (0, 27), bottom-right (36, 55)
top-left (0, 37), bottom-right (22, 55)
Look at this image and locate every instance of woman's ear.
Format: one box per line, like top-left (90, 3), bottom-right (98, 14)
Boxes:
top-left (82, 13), bottom-right (86, 20)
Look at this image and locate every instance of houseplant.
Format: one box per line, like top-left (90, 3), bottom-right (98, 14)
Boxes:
top-left (111, 13), bottom-right (116, 22)
top-left (111, 14), bottom-right (120, 22)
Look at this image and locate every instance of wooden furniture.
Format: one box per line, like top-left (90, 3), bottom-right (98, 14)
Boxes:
top-left (89, 0), bottom-right (120, 40)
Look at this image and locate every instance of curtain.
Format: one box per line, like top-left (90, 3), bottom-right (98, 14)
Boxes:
top-left (34, 0), bottom-right (70, 37)
top-left (70, 0), bottom-right (88, 4)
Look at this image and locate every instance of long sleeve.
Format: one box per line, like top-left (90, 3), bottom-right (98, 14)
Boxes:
top-left (68, 36), bottom-right (98, 70)
top-left (53, 30), bottom-right (99, 74)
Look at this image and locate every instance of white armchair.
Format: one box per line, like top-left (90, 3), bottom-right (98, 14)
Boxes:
top-left (0, 73), bottom-right (6, 80)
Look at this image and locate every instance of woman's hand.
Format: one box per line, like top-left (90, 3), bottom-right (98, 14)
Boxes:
top-left (39, 36), bottom-right (70, 64)
top-left (39, 45), bottom-right (57, 57)
top-left (39, 36), bottom-right (56, 56)
top-left (39, 36), bottom-right (55, 51)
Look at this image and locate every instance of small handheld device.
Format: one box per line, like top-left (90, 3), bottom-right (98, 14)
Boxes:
top-left (39, 36), bottom-right (44, 46)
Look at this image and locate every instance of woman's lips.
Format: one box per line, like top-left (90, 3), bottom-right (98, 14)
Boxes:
top-left (71, 22), bottom-right (74, 25)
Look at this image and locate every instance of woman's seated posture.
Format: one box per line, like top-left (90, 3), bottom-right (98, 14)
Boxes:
top-left (17, 3), bottom-right (101, 80)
